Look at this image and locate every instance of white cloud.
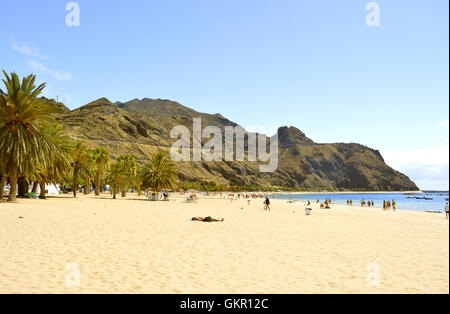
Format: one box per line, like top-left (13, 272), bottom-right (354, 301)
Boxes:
top-left (10, 40), bottom-right (49, 60)
top-left (29, 60), bottom-right (73, 81)
top-left (383, 146), bottom-right (449, 190)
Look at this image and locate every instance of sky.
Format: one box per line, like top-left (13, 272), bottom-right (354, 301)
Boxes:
top-left (0, 0), bottom-right (448, 190)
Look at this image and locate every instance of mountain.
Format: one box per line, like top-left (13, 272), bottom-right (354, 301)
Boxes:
top-left (55, 98), bottom-right (419, 191)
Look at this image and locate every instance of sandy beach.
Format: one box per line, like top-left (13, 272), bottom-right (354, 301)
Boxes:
top-left (0, 194), bottom-right (448, 294)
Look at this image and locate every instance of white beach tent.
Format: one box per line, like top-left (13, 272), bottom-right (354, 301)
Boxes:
top-left (36, 184), bottom-right (61, 195)
top-left (148, 192), bottom-right (163, 201)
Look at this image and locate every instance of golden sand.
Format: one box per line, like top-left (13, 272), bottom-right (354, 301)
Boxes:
top-left (0, 194), bottom-right (448, 294)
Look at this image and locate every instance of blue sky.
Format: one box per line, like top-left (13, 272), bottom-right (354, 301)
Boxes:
top-left (1, 0), bottom-right (448, 189)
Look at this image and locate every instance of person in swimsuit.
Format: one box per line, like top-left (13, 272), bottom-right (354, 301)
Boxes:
top-left (264, 197), bottom-right (271, 211)
top-left (445, 202), bottom-right (449, 220)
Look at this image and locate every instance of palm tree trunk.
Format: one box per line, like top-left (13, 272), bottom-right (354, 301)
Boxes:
top-left (18, 177), bottom-right (28, 198)
top-left (39, 181), bottom-right (46, 199)
top-left (73, 167), bottom-right (78, 198)
top-left (32, 182), bottom-right (38, 193)
top-left (113, 187), bottom-right (117, 199)
top-left (7, 173), bottom-right (18, 202)
top-left (0, 175), bottom-right (7, 200)
top-left (95, 170), bottom-right (100, 196)
top-left (84, 178), bottom-right (90, 195)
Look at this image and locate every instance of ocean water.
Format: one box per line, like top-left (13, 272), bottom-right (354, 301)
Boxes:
top-left (272, 192), bottom-right (449, 212)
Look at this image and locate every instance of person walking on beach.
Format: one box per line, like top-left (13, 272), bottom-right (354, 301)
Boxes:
top-left (264, 197), bottom-right (271, 211)
top-left (445, 202), bottom-right (449, 220)
top-left (383, 200), bottom-right (386, 210)
top-left (392, 200), bottom-right (396, 211)
top-left (350, 200), bottom-right (352, 206)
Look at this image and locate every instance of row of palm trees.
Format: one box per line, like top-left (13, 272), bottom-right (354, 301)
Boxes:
top-left (0, 71), bottom-right (177, 202)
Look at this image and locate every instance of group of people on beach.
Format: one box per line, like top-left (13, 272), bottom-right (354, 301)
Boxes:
top-left (320, 199), bottom-right (333, 209)
top-left (344, 199), bottom-right (396, 211)
top-left (346, 199), bottom-right (376, 207)
top-left (360, 199), bottom-right (375, 207)
top-left (383, 200), bottom-right (396, 211)
top-left (229, 193), bottom-right (264, 199)
top-left (305, 199), bottom-right (333, 209)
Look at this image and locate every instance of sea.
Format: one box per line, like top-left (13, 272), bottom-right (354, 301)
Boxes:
top-left (271, 192), bottom-right (449, 212)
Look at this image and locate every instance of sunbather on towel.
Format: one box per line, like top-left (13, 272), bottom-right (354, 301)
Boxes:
top-left (192, 217), bottom-right (224, 222)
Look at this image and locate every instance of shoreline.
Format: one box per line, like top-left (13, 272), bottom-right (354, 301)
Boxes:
top-left (3, 189), bottom-right (446, 213)
top-left (269, 190), bottom-right (426, 195)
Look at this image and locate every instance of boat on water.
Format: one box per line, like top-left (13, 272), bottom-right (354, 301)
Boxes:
top-left (414, 196), bottom-right (433, 200)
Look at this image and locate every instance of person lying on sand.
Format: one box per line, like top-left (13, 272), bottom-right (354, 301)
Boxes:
top-left (191, 217), bottom-right (225, 222)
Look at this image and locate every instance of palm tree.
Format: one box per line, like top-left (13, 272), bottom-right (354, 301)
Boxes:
top-left (0, 71), bottom-right (59, 201)
top-left (0, 173), bottom-right (6, 201)
top-left (35, 124), bottom-right (73, 199)
top-left (141, 152), bottom-right (177, 194)
top-left (93, 147), bottom-right (110, 196)
top-left (107, 162), bottom-right (122, 199)
top-left (83, 177), bottom-right (91, 195)
top-left (17, 177), bottom-right (30, 198)
top-left (0, 155), bottom-right (6, 200)
top-left (83, 149), bottom-right (95, 195)
top-left (116, 154), bottom-right (137, 197)
top-left (134, 168), bottom-right (144, 197)
top-left (71, 141), bottom-right (94, 198)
